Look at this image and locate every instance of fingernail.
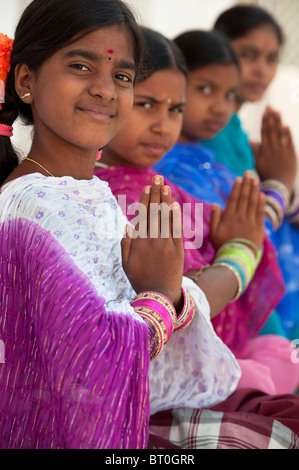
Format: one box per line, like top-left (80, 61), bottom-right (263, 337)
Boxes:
top-left (144, 186), bottom-right (151, 194)
top-left (162, 185), bottom-right (169, 195)
top-left (171, 201), bottom-right (180, 210)
top-left (153, 175), bottom-right (162, 184)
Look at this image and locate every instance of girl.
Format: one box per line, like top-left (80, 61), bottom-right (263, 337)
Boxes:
top-left (0, 0), bottom-right (244, 449)
top-left (95, 27), bottom-right (298, 398)
top-left (203, 5), bottom-right (285, 176)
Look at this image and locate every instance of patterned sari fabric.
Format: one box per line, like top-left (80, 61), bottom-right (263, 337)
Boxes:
top-left (94, 165), bottom-right (299, 395)
top-left (0, 174), bottom-right (241, 449)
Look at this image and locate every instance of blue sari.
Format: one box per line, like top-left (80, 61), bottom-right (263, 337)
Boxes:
top-left (154, 142), bottom-right (299, 339)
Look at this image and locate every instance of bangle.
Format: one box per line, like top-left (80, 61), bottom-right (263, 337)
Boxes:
top-left (265, 203), bottom-right (281, 231)
top-left (261, 180), bottom-right (291, 230)
top-left (212, 239), bottom-right (262, 302)
top-left (174, 287), bottom-right (196, 332)
top-left (188, 264), bottom-right (211, 284)
top-left (131, 291), bottom-right (177, 360)
top-left (261, 179), bottom-right (290, 205)
top-left (227, 238), bottom-right (259, 259)
top-left (212, 261), bottom-right (243, 301)
top-left (285, 191), bottom-right (299, 224)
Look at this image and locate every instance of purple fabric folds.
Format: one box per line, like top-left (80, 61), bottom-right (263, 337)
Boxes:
top-left (0, 218), bottom-right (150, 449)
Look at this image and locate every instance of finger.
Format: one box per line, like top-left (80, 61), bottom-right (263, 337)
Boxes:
top-left (262, 109), bottom-right (280, 149)
top-left (247, 177), bottom-right (260, 221)
top-left (236, 171), bottom-right (254, 213)
top-left (121, 224), bottom-right (133, 268)
top-left (280, 126), bottom-right (294, 152)
top-left (160, 185), bottom-right (172, 239)
top-left (271, 110), bottom-right (283, 147)
top-left (224, 177), bottom-right (242, 215)
top-left (148, 175), bottom-right (164, 237)
top-left (135, 185), bottom-right (151, 236)
top-left (170, 201), bottom-right (183, 245)
top-left (210, 203), bottom-right (222, 234)
top-left (256, 193), bottom-right (266, 235)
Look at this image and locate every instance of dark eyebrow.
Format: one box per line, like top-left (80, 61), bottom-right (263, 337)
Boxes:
top-left (64, 49), bottom-right (136, 73)
top-left (237, 44), bottom-right (279, 55)
top-left (134, 94), bottom-right (186, 107)
top-left (194, 77), bottom-right (217, 86)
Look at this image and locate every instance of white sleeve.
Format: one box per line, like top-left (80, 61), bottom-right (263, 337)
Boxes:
top-left (148, 276), bottom-right (241, 415)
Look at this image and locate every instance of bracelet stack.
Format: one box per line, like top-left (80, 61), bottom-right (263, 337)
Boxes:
top-left (261, 179), bottom-right (291, 230)
top-left (131, 288), bottom-right (195, 360)
top-left (174, 287), bottom-right (196, 332)
top-left (212, 238), bottom-right (263, 302)
top-left (285, 191), bottom-right (299, 225)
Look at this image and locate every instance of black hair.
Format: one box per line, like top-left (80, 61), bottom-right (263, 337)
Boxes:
top-left (139, 27), bottom-right (188, 80)
top-left (214, 5), bottom-right (284, 45)
top-left (0, 0), bottom-right (144, 185)
top-left (174, 30), bottom-right (239, 72)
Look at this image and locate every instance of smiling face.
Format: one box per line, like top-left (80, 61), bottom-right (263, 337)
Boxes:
top-left (231, 24), bottom-right (281, 102)
top-left (18, 23), bottom-right (136, 157)
top-left (179, 63), bottom-right (240, 142)
top-left (102, 68), bottom-right (187, 168)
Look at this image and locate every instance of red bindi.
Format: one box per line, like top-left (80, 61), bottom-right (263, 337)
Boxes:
top-left (107, 49), bottom-right (114, 54)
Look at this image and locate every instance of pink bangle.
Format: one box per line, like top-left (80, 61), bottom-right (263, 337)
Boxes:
top-left (131, 291), bottom-right (177, 360)
top-left (174, 287), bottom-right (195, 332)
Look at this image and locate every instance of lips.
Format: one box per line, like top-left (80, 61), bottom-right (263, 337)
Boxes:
top-left (78, 104), bottom-right (116, 121)
top-left (245, 82), bottom-right (267, 94)
top-left (203, 120), bottom-right (226, 132)
top-left (142, 142), bottom-right (167, 156)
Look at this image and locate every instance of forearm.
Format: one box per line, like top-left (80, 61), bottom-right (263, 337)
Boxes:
top-left (186, 266), bottom-right (238, 319)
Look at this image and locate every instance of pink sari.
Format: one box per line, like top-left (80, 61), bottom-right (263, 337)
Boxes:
top-left (95, 165), bottom-right (299, 394)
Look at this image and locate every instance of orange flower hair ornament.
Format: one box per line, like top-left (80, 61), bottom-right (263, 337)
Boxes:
top-left (0, 33), bottom-right (14, 111)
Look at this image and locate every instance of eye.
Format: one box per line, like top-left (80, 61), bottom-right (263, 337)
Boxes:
top-left (226, 90), bottom-right (237, 102)
top-left (114, 73), bottom-right (134, 84)
top-left (70, 64), bottom-right (90, 72)
top-left (170, 105), bottom-right (184, 114)
top-left (240, 51), bottom-right (255, 62)
top-left (135, 102), bottom-right (152, 109)
top-left (268, 55), bottom-right (279, 65)
top-left (198, 85), bottom-right (212, 95)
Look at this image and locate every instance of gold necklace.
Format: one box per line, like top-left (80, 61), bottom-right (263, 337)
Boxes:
top-left (22, 157), bottom-right (54, 177)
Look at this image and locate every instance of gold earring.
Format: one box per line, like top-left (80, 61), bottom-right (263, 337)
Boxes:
top-left (21, 92), bottom-right (31, 100)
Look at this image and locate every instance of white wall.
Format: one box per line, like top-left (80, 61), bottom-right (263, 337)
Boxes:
top-left (1, 0), bottom-right (237, 38)
top-left (127, 0), bottom-right (236, 37)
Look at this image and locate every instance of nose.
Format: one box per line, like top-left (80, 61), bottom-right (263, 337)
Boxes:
top-left (89, 74), bottom-right (116, 102)
top-left (252, 56), bottom-right (270, 79)
top-left (210, 94), bottom-right (230, 116)
top-left (151, 108), bottom-right (171, 135)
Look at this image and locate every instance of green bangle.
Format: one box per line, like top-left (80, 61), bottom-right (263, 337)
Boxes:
top-left (228, 238), bottom-right (260, 258)
top-left (216, 248), bottom-right (255, 279)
